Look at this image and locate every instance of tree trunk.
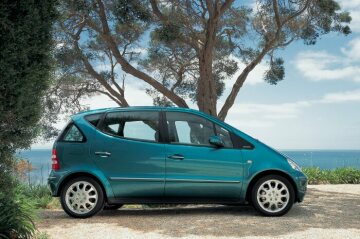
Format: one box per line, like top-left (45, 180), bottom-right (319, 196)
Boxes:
top-left (197, 17), bottom-right (218, 117)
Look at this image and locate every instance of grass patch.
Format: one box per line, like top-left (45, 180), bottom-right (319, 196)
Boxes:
top-left (20, 184), bottom-right (60, 209)
top-left (20, 184), bottom-right (53, 209)
top-left (303, 167), bottom-right (360, 184)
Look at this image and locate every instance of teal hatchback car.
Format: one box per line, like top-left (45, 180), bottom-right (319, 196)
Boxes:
top-left (48, 107), bottom-right (307, 218)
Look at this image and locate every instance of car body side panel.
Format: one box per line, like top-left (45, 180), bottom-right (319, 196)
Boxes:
top-left (48, 162), bottom-right (115, 200)
top-left (238, 140), bottom-right (304, 201)
top-left (86, 110), bottom-right (166, 198)
top-left (164, 144), bottom-right (245, 199)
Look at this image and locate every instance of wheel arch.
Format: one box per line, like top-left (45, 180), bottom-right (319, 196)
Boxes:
top-left (56, 172), bottom-right (109, 202)
top-left (245, 170), bottom-right (298, 202)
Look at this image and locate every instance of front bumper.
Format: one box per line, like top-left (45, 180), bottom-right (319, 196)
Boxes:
top-left (295, 173), bottom-right (308, 202)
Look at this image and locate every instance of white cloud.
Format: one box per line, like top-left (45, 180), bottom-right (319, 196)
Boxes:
top-left (294, 38), bottom-right (360, 82)
top-left (342, 37), bottom-right (360, 60)
top-left (243, 62), bottom-right (268, 85)
top-left (320, 88), bottom-right (360, 103)
top-left (225, 88), bottom-right (360, 128)
top-left (227, 56), bottom-right (268, 87)
top-left (228, 101), bottom-right (311, 119)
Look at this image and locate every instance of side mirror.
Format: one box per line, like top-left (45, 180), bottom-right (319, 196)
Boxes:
top-left (209, 135), bottom-right (224, 148)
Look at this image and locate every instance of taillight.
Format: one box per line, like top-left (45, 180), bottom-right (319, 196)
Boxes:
top-left (52, 149), bottom-right (60, 170)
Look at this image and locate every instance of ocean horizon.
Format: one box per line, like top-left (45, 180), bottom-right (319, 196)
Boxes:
top-left (17, 149), bottom-right (360, 184)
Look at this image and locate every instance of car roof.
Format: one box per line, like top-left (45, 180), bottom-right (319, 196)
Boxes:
top-left (72, 106), bottom-right (203, 117)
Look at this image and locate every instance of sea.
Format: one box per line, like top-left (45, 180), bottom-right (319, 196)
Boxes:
top-left (16, 149), bottom-right (360, 184)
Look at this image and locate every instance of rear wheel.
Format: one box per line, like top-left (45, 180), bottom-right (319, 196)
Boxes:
top-left (60, 177), bottom-right (104, 218)
top-left (251, 175), bottom-right (295, 216)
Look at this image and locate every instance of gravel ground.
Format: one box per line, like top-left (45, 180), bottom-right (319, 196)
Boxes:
top-left (37, 185), bottom-right (360, 239)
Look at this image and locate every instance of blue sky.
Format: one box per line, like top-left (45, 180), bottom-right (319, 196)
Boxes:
top-left (32, 0), bottom-right (360, 150)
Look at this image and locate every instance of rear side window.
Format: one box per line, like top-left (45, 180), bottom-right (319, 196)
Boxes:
top-left (85, 113), bottom-right (103, 127)
top-left (62, 123), bottom-right (85, 142)
top-left (100, 111), bottom-right (160, 142)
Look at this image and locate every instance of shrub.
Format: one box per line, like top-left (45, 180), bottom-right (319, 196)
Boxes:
top-left (303, 167), bottom-right (360, 184)
top-left (20, 184), bottom-right (53, 209)
top-left (0, 172), bottom-right (37, 239)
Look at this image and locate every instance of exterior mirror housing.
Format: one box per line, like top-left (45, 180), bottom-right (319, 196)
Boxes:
top-left (209, 135), bottom-right (224, 147)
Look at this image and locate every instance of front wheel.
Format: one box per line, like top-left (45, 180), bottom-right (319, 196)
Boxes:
top-left (251, 175), bottom-right (295, 216)
top-left (60, 177), bottom-right (104, 218)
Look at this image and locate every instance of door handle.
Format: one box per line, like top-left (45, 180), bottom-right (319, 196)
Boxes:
top-left (95, 151), bottom-right (111, 157)
top-left (168, 154), bottom-right (184, 160)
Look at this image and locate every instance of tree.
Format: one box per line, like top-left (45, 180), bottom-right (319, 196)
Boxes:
top-left (55, 0), bottom-right (350, 121)
top-left (0, 0), bottom-right (57, 237)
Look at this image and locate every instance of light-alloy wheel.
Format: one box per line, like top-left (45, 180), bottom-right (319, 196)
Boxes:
top-left (65, 181), bottom-right (98, 214)
top-left (251, 174), bottom-right (295, 216)
top-left (60, 177), bottom-right (104, 218)
top-left (256, 179), bottom-right (290, 213)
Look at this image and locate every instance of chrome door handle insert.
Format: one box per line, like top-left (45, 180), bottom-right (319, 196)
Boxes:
top-left (168, 154), bottom-right (184, 160)
top-left (95, 151), bottom-right (111, 157)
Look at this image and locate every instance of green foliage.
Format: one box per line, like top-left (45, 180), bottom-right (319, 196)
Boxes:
top-left (0, 0), bottom-right (57, 152)
top-left (0, 172), bottom-right (37, 239)
top-left (153, 24), bottom-right (182, 43)
top-left (264, 58), bottom-right (285, 85)
top-left (0, 0), bottom-right (57, 238)
top-left (303, 167), bottom-right (360, 184)
top-left (114, 0), bottom-right (151, 24)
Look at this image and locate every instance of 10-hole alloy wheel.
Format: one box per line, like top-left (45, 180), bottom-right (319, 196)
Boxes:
top-left (251, 175), bottom-right (295, 216)
top-left (60, 177), bottom-right (104, 218)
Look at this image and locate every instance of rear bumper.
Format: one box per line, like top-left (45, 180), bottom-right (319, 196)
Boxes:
top-left (48, 170), bottom-right (65, 196)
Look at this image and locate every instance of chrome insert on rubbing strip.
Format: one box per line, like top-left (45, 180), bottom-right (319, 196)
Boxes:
top-left (110, 177), bottom-right (164, 182)
top-left (166, 178), bottom-right (240, 183)
top-left (110, 177), bottom-right (240, 183)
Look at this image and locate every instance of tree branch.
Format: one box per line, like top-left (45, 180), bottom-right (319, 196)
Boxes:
top-left (150, 0), bottom-right (167, 22)
top-left (219, 0), bottom-right (234, 16)
top-left (73, 41), bottom-right (129, 107)
top-left (205, 0), bottom-right (214, 16)
top-left (218, 0), bottom-right (312, 120)
top-left (272, 0), bottom-right (281, 30)
top-left (218, 47), bottom-right (269, 120)
top-left (94, 0), bottom-right (189, 108)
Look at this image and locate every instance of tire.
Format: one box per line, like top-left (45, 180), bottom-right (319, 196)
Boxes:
top-left (60, 177), bottom-right (105, 218)
top-left (251, 174), bottom-right (295, 216)
top-left (103, 204), bottom-right (123, 210)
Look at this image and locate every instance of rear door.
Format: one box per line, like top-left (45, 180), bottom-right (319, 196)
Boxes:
top-left (164, 111), bottom-right (245, 200)
top-left (91, 109), bottom-right (166, 198)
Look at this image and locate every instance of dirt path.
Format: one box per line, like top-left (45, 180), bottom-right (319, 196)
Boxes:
top-left (37, 185), bottom-right (360, 239)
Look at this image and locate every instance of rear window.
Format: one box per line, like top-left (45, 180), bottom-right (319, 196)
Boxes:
top-left (61, 123), bottom-right (85, 142)
top-left (85, 113), bottom-right (103, 127)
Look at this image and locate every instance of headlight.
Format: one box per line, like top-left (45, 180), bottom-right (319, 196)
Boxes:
top-left (287, 158), bottom-right (302, 171)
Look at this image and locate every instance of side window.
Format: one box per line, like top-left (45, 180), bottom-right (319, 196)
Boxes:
top-left (101, 111), bottom-right (160, 142)
top-left (63, 124), bottom-right (85, 142)
top-left (215, 125), bottom-right (233, 148)
top-left (85, 113), bottom-right (103, 127)
top-left (166, 112), bottom-right (215, 146)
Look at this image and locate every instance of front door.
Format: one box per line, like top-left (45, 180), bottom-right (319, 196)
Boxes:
top-left (164, 111), bottom-right (244, 200)
top-left (91, 110), bottom-right (165, 198)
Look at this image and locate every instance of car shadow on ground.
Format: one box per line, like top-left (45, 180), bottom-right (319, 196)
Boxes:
top-left (38, 188), bottom-right (360, 238)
